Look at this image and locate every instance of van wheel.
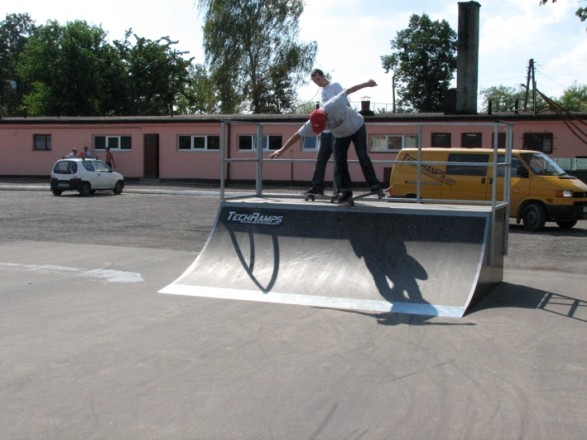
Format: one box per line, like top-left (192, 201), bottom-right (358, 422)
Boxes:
top-left (521, 203), bottom-right (546, 232)
top-left (52, 190), bottom-right (62, 196)
top-left (79, 182), bottom-right (92, 197)
top-left (556, 220), bottom-right (577, 230)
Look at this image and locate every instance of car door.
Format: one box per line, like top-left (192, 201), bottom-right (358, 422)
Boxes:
top-left (494, 155), bottom-right (530, 215)
top-left (94, 160), bottom-right (116, 189)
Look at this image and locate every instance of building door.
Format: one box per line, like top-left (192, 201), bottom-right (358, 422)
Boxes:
top-left (144, 134), bottom-right (159, 178)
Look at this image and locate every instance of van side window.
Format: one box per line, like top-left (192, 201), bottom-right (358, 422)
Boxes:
top-left (446, 153), bottom-right (489, 176)
top-left (496, 156), bottom-right (522, 177)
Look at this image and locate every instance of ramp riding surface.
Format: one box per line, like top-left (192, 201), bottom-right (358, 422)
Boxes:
top-left (160, 197), bottom-right (506, 317)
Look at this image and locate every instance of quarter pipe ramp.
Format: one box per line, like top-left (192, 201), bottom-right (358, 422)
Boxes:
top-left (160, 197), bottom-right (506, 317)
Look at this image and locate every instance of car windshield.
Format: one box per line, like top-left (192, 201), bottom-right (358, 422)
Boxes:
top-left (521, 152), bottom-right (567, 176)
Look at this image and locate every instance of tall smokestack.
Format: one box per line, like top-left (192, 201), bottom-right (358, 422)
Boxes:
top-left (456, 1), bottom-right (480, 114)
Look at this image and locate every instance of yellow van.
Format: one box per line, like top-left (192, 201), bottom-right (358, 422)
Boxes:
top-left (388, 148), bottom-right (587, 231)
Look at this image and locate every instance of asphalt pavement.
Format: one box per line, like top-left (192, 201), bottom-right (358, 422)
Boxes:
top-left (0, 180), bottom-right (585, 440)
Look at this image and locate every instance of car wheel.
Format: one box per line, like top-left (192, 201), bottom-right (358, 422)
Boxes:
top-left (556, 220), bottom-right (577, 230)
top-left (113, 181), bottom-right (124, 195)
top-left (521, 203), bottom-right (546, 232)
top-left (79, 182), bottom-right (92, 196)
top-left (52, 190), bottom-right (62, 196)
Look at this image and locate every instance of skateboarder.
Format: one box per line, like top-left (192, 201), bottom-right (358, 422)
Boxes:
top-left (306, 68), bottom-right (346, 197)
top-left (267, 79), bottom-right (381, 204)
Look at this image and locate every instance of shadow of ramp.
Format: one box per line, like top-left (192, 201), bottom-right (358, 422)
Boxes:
top-left (160, 199), bottom-right (506, 318)
top-left (471, 282), bottom-right (587, 323)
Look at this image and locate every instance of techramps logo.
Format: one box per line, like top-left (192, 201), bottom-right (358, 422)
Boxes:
top-left (226, 210), bottom-right (284, 226)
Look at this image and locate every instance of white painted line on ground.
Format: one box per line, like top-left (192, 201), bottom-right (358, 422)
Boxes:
top-left (0, 262), bottom-right (144, 283)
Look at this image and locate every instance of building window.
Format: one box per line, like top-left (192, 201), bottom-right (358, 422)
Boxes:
top-left (238, 135), bottom-right (282, 151)
top-left (302, 135), bottom-right (319, 151)
top-left (523, 132), bottom-right (553, 154)
top-left (431, 132), bottom-right (451, 148)
top-left (370, 134), bottom-right (418, 152)
top-left (93, 135), bottom-right (132, 150)
top-left (33, 134), bottom-right (51, 151)
top-left (491, 132), bottom-right (507, 149)
top-left (461, 132), bottom-right (482, 148)
top-left (178, 135), bottom-right (220, 150)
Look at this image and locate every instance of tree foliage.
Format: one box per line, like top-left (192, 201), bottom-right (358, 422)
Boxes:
top-left (480, 85), bottom-right (525, 113)
top-left (17, 20), bottom-right (117, 115)
top-left (113, 32), bottom-right (193, 115)
top-left (175, 63), bottom-right (217, 114)
top-left (381, 14), bottom-right (457, 112)
top-left (2, 15), bottom-right (203, 116)
top-left (479, 83), bottom-right (587, 114)
top-left (196, 0), bottom-right (316, 114)
top-left (0, 13), bottom-right (36, 116)
top-left (557, 82), bottom-right (587, 111)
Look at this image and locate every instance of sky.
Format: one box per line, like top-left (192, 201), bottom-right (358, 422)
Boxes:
top-left (2, 0), bottom-right (587, 111)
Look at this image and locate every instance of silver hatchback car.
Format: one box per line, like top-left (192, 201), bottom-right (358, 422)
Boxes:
top-left (50, 158), bottom-right (125, 196)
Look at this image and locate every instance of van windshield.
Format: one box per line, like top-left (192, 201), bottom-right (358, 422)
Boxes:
top-left (520, 153), bottom-right (567, 176)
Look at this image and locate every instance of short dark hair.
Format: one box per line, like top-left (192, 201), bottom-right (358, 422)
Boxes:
top-left (311, 68), bottom-right (325, 77)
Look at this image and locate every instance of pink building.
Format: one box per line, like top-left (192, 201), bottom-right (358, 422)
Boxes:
top-left (1, 112), bottom-right (586, 185)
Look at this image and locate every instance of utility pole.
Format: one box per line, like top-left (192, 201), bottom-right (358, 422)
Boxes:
top-left (531, 59), bottom-right (537, 115)
top-left (523, 58), bottom-right (536, 114)
top-left (392, 73), bottom-right (396, 113)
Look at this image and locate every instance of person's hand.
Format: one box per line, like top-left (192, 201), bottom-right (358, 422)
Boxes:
top-left (367, 79), bottom-right (377, 87)
top-left (267, 149), bottom-right (284, 159)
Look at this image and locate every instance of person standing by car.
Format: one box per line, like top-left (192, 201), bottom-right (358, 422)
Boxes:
top-left (64, 148), bottom-right (78, 158)
top-left (105, 147), bottom-right (116, 169)
top-left (79, 146), bottom-right (93, 158)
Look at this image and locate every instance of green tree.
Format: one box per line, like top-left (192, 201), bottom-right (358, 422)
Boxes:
top-left (114, 32), bottom-right (193, 115)
top-left (16, 19), bottom-right (194, 116)
top-left (556, 82), bottom-right (587, 112)
top-left (175, 63), bottom-right (216, 114)
top-left (381, 14), bottom-right (457, 112)
top-left (481, 84), bottom-right (551, 114)
top-left (0, 13), bottom-right (36, 116)
top-left (196, 0), bottom-right (317, 114)
top-left (480, 85), bottom-right (525, 113)
top-left (17, 20), bottom-right (116, 115)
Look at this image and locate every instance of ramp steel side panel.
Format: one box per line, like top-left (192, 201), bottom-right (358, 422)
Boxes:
top-left (160, 201), bottom-right (503, 317)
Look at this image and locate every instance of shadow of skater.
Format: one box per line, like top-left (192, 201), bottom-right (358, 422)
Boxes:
top-left (349, 224), bottom-right (435, 315)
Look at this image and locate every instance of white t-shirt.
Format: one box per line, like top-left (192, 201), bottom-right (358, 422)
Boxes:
top-left (321, 81), bottom-right (344, 103)
top-left (299, 91), bottom-right (363, 138)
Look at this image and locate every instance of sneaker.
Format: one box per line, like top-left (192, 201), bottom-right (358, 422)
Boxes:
top-left (370, 185), bottom-right (383, 194)
top-left (336, 192), bottom-right (353, 204)
top-left (305, 187), bottom-right (324, 195)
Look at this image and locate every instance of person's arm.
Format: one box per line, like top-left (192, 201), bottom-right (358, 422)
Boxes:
top-left (267, 132), bottom-right (301, 159)
top-left (344, 79), bottom-right (377, 96)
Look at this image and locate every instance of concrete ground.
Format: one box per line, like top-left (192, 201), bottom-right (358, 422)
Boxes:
top-left (0, 181), bottom-right (586, 440)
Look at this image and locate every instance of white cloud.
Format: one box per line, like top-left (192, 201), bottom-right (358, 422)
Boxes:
top-left (2, 0), bottom-right (585, 107)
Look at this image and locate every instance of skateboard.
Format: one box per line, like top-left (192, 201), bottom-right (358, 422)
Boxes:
top-left (303, 192), bottom-right (339, 202)
top-left (338, 190), bottom-right (385, 206)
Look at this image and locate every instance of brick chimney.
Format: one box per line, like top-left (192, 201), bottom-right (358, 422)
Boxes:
top-left (456, 1), bottom-right (480, 114)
